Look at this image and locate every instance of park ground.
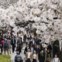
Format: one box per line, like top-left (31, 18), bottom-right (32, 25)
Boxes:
top-left (0, 55), bottom-right (11, 62)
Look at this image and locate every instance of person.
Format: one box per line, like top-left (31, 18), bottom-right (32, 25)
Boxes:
top-left (30, 45), bottom-right (34, 53)
top-left (0, 38), bottom-right (3, 54)
top-left (47, 45), bottom-right (52, 58)
top-left (32, 51), bottom-right (38, 62)
top-left (52, 54), bottom-right (60, 62)
top-left (60, 48), bottom-right (62, 62)
top-left (23, 34), bottom-right (27, 43)
top-left (35, 45), bottom-right (41, 54)
top-left (25, 49), bottom-right (32, 62)
top-left (24, 44), bottom-right (29, 54)
top-left (16, 37), bottom-right (22, 54)
top-left (4, 37), bottom-right (9, 55)
top-left (53, 40), bottom-right (60, 57)
top-left (11, 36), bottom-right (16, 53)
top-left (15, 51), bottom-right (23, 62)
top-left (7, 37), bottom-right (11, 54)
top-left (46, 49), bottom-right (51, 62)
top-left (38, 50), bottom-right (45, 62)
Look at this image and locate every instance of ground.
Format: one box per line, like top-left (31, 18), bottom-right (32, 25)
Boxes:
top-left (0, 55), bottom-right (11, 62)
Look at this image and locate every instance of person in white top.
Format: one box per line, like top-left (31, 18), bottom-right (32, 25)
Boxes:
top-left (25, 49), bottom-right (32, 62)
top-left (32, 51), bottom-right (38, 62)
top-left (52, 54), bottom-right (60, 62)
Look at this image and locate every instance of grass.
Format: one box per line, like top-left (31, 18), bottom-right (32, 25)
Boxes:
top-left (0, 55), bottom-right (11, 62)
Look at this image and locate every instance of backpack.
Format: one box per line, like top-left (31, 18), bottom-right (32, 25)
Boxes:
top-left (15, 55), bottom-right (23, 62)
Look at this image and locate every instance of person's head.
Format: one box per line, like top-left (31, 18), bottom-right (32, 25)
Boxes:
top-left (4, 36), bottom-right (7, 40)
top-left (16, 51), bottom-right (20, 55)
top-left (33, 50), bottom-right (36, 54)
top-left (37, 45), bottom-right (39, 48)
top-left (12, 35), bottom-right (14, 38)
top-left (55, 54), bottom-right (58, 58)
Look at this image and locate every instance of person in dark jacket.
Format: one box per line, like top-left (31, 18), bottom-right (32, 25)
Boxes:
top-left (0, 38), bottom-right (3, 54)
top-left (4, 38), bottom-right (9, 54)
top-left (16, 37), bottom-right (22, 54)
top-left (15, 51), bottom-right (23, 62)
top-left (38, 50), bottom-right (45, 62)
top-left (53, 40), bottom-right (60, 57)
top-left (24, 34), bottom-right (26, 43)
top-left (11, 36), bottom-right (16, 53)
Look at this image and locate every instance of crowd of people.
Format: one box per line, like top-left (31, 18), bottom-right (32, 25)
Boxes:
top-left (0, 33), bottom-right (61, 62)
